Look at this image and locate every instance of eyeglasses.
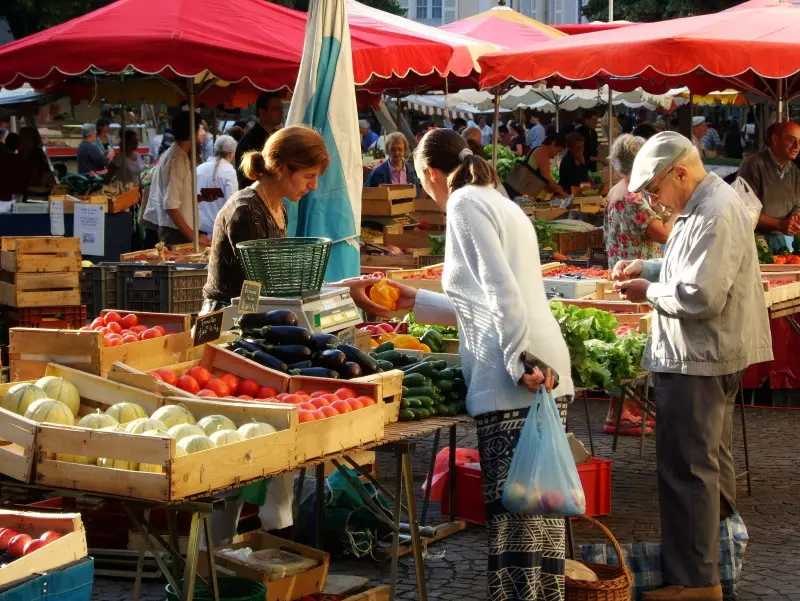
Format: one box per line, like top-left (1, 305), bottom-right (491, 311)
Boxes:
top-left (644, 165), bottom-right (675, 202)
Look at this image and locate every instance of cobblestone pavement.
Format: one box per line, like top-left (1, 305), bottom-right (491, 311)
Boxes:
top-left (91, 400), bottom-right (800, 600)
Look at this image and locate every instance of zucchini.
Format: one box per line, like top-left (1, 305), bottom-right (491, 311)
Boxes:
top-left (399, 409), bottom-right (416, 421)
top-left (433, 360), bottom-right (448, 371)
top-left (405, 398), bottom-right (422, 408)
top-left (402, 373), bottom-right (426, 387)
top-left (404, 386), bottom-right (436, 398)
top-left (411, 396), bottom-right (434, 408)
top-left (402, 362), bottom-right (436, 376)
top-left (400, 398), bottom-right (411, 409)
top-left (433, 380), bottom-right (454, 393)
top-left (375, 350), bottom-right (403, 364)
top-left (415, 408), bottom-right (431, 419)
top-left (433, 368), bottom-right (456, 381)
top-left (433, 404), bottom-right (448, 416)
top-left (374, 341), bottom-right (395, 354)
top-left (377, 360), bottom-right (395, 371)
top-left (401, 386), bottom-right (410, 396)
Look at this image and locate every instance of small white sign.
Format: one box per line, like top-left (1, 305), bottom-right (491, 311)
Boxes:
top-left (49, 200), bottom-right (65, 236)
top-left (74, 203), bottom-right (105, 256)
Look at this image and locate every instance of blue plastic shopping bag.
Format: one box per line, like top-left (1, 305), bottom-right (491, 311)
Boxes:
top-left (502, 388), bottom-right (586, 516)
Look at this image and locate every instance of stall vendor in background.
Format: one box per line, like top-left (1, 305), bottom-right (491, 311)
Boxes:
top-left (364, 132), bottom-right (420, 195)
top-left (360, 119), bottom-right (379, 152)
top-left (527, 134), bottom-right (568, 198)
top-left (201, 125), bottom-right (329, 316)
top-left (143, 111), bottom-right (207, 245)
top-left (235, 92), bottom-right (284, 189)
top-left (77, 123), bottom-right (112, 174)
top-left (197, 135), bottom-right (239, 238)
top-left (105, 129), bottom-right (142, 184)
top-left (558, 132), bottom-right (592, 193)
top-left (738, 121), bottom-right (800, 251)
top-left (577, 110), bottom-right (605, 171)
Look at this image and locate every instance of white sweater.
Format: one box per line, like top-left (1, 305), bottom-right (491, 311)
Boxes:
top-left (415, 185), bottom-right (574, 416)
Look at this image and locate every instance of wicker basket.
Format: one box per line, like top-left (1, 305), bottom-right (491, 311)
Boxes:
top-left (236, 237), bottom-right (331, 297)
top-left (566, 515), bottom-right (632, 601)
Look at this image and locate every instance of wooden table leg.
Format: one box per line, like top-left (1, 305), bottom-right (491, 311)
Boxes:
top-left (389, 451), bottom-right (403, 601)
top-left (181, 512), bottom-right (202, 601)
top-left (132, 507), bottom-right (149, 601)
top-left (401, 450), bottom-right (428, 601)
top-left (203, 516), bottom-right (220, 601)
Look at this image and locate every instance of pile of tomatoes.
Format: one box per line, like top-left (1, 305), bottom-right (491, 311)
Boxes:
top-left (270, 387), bottom-right (377, 423)
top-left (80, 312), bottom-right (170, 347)
top-left (0, 526), bottom-right (62, 558)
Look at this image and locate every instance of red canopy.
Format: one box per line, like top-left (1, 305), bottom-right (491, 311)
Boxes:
top-left (552, 22), bottom-right (636, 34)
top-left (0, 0), bottom-right (469, 93)
top-left (479, 4), bottom-right (800, 98)
top-left (439, 6), bottom-right (565, 49)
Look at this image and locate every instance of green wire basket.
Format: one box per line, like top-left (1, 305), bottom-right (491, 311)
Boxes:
top-left (166, 577), bottom-right (266, 601)
top-left (236, 237), bottom-right (332, 297)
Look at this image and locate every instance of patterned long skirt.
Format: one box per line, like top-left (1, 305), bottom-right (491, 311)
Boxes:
top-left (475, 399), bottom-right (570, 601)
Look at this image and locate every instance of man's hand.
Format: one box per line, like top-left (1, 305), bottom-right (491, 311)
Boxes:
top-left (615, 278), bottom-right (650, 303)
top-left (520, 367), bottom-right (556, 393)
top-left (611, 259), bottom-right (643, 282)
top-left (329, 277), bottom-right (417, 318)
top-left (198, 234), bottom-right (211, 246)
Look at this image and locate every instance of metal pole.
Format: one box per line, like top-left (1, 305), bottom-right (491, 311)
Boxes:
top-left (396, 93), bottom-right (402, 131)
top-left (607, 86), bottom-right (613, 185)
top-left (608, 0), bottom-right (613, 21)
top-left (492, 91), bottom-right (500, 168)
top-left (120, 74), bottom-right (126, 185)
top-left (188, 78), bottom-right (200, 252)
top-left (777, 79), bottom-right (785, 123)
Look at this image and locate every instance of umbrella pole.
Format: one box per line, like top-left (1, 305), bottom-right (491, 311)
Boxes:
top-left (188, 79), bottom-right (200, 252)
top-left (396, 93), bottom-right (402, 131)
top-left (120, 74), bottom-right (126, 185)
top-left (777, 79), bottom-right (785, 122)
top-left (607, 86), bottom-right (613, 186)
top-left (492, 91), bottom-right (500, 169)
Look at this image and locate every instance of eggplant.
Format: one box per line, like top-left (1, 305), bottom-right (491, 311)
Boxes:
top-left (236, 348), bottom-right (289, 372)
top-left (337, 344), bottom-right (380, 375)
top-left (335, 361), bottom-right (363, 379)
top-left (288, 367), bottom-right (340, 379)
top-left (262, 344), bottom-right (313, 364)
top-left (308, 333), bottom-right (340, 352)
top-left (288, 360), bottom-right (314, 370)
top-left (250, 325), bottom-right (313, 346)
top-left (313, 349), bottom-right (347, 370)
top-left (235, 309), bottom-right (299, 332)
top-left (231, 338), bottom-right (264, 354)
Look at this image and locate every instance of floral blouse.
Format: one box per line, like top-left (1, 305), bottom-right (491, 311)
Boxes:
top-left (604, 190), bottom-right (663, 268)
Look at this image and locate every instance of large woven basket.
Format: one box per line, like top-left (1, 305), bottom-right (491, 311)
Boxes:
top-left (566, 515), bottom-right (632, 601)
top-left (236, 237), bottom-right (331, 297)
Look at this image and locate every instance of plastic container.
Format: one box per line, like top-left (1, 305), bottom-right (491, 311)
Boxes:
top-left (79, 266), bottom-right (117, 319)
top-left (236, 237), bottom-right (331, 297)
top-left (108, 263), bottom-right (207, 315)
top-left (0, 557), bottom-right (94, 601)
top-left (165, 577), bottom-right (266, 601)
top-left (1, 305), bottom-right (86, 336)
top-left (577, 457), bottom-right (612, 517)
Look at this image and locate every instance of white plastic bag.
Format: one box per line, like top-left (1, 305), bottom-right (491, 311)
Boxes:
top-left (729, 177), bottom-right (762, 231)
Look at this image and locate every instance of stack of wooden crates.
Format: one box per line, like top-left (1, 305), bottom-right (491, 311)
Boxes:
top-left (0, 237), bottom-right (86, 357)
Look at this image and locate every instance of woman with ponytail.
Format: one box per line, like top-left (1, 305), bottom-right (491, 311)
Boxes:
top-left (201, 125), bottom-right (329, 314)
top-left (362, 128), bottom-right (574, 601)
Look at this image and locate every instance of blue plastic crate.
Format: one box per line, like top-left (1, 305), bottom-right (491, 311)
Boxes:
top-left (0, 557), bottom-right (93, 601)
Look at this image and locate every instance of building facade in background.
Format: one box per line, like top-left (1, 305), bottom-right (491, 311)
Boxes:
top-left (399, 0), bottom-right (584, 27)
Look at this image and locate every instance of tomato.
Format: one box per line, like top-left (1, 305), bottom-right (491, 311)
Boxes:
top-left (310, 397), bottom-right (330, 409)
top-left (298, 410), bottom-right (316, 423)
top-left (23, 539), bottom-right (48, 555)
top-left (141, 328), bottom-right (163, 340)
top-left (122, 334), bottom-right (140, 344)
top-left (356, 396), bottom-right (376, 407)
top-left (8, 534), bottom-right (32, 556)
top-left (312, 410), bottom-right (327, 420)
top-left (149, 371), bottom-right (163, 381)
top-left (186, 366), bottom-right (213, 388)
top-left (260, 386), bottom-right (279, 399)
top-left (90, 318), bottom-right (105, 329)
top-left (238, 379), bottom-right (260, 397)
top-left (276, 393), bottom-right (292, 401)
top-left (120, 314), bottom-right (139, 329)
top-left (131, 325), bottom-right (148, 334)
top-left (334, 388), bottom-right (357, 400)
top-left (282, 394), bottom-right (302, 405)
top-left (0, 528), bottom-right (18, 550)
top-left (319, 406), bottom-right (340, 418)
top-left (220, 374), bottom-right (240, 395)
top-left (177, 375), bottom-right (200, 394)
top-left (294, 390), bottom-right (309, 396)
top-left (104, 336), bottom-right (123, 347)
top-left (321, 394), bottom-right (340, 404)
top-left (237, 395), bottom-right (254, 400)
top-left (205, 378), bottom-right (231, 398)
top-left (197, 389), bottom-right (218, 398)
top-left (348, 399), bottom-right (365, 411)
top-left (298, 402), bottom-right (316, 411)
top-left (78, 326), bottom-right (93, 331)
top-left (331, 400), bottom-right (352, 414)
top-left (106, 321), bottom-right (122, 334)
top-left (153, 325), bottom-right (167, 335)
top-left (39, 530), bottom-right (62, 543)
top-left (309, 391), bottom-right (328, 398)
top-left (153, 369), bottom-right (178, 386)
top-left (103, 312), bottom-right (122, 325)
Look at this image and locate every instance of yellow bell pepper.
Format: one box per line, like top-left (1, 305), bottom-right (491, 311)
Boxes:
top-left (369, 279), bottom-right (400, 311)
top-left (393, 334), bottom-right (423, 350)
top-left (369, 338), bottom-right (379, 349)
top-left (378, 332), bottom-right (399, 344)
top-left (419, 343), bottom-right (432, 353)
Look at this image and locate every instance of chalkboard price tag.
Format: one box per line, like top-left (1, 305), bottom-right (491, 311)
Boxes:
top-left (239, 280), bottom-right (262, 314)
top-left (193, 310), bottom-right (224, 346)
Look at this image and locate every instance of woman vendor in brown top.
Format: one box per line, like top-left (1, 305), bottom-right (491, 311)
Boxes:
top-left (201, 125), bottom-right (330, 310)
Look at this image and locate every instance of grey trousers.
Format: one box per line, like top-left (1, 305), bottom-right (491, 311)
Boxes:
top-left (653, 371), bottom-right (741, 588)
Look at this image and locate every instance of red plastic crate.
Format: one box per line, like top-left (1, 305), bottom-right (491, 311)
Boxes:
top-left (2, 305), bottom-right (87, 330)
top-left (441, 457), bottom-right (612, 523)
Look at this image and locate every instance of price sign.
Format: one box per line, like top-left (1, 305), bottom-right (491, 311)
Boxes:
top-left (238, 280), bottom-right (262, 314)
top-left (193, 310), bottom-right (224, 346)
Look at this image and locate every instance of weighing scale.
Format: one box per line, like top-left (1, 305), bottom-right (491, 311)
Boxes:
top-left (223, 286), bottom-right (363, 340)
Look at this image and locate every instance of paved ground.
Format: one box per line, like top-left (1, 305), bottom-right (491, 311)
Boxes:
top-left (91, 399), bottom-right (800, 600)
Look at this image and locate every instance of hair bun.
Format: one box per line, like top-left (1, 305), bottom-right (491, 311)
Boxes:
top-left (458, 148), bottom-right (473, 162)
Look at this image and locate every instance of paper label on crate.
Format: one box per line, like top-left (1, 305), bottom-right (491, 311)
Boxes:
top-left (238, 280), bottom-right (262, 314)
top-left (193, 310), bottom-right (224, 346)
top-left (49, 200), bottom-right (65, 236)
top-left (73, 203), bottom-right (105, 256)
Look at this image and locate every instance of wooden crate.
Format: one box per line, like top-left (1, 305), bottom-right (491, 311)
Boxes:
top-left (0, 365), bottom-right (298, 501)
top-left (9, 309), bottom-right (191, 380)
top-left (387, 264), bottom-right (444, 293)
top-left (48, 196), bottom-right (108, 214)
top-left (0, 271), bottom-right (81, 308)
top-left (199, 532), bottom-right (329, 601)
top-left (760, 264), bottom-right (800, 272)
top-left (0, 237), bottom-right (81, 274)
top-left (107, 343), bottom-right (290, 398)
top-left (286, 377), bottom-right (385, 462)
top-left (533, 207), bottom-right (567, 221)
top-left (0, 510), bottom-right (88, 587)
top-left (107, 187), bottom-right (140, 214)
top-left (360, 254), bottom-right (419, 270)
top-left (561, 297), bottom-right (651, 313)
top-left (383, 230), bottom-right (434, 251)
top-left (119, 248), bottom-right (160, 263)
top-left (411, 210), bottom-right (446, 227)
top-left (353, 369), bottom-right (404, 424)
top-left (362, 185), bottom-right (416, 216)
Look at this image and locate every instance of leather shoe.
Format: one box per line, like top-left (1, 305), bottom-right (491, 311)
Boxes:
top-left (642, 585), bottom-right (722, 601)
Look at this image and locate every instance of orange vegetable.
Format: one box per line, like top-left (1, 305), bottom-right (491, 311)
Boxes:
top-left (393, 334), bottom-right (423, 349)
top-left (552, 252), bottom-right (569, 261)
top-left (419, 343), bottom-right (432, 353)
top-left (369, 278), bottom-right (400, 311)
top-left (775, 255), bottom-right (788, 264)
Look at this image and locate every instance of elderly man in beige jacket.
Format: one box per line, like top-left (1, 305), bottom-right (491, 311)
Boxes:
top-left (615, 132), bottom-right (773, 601)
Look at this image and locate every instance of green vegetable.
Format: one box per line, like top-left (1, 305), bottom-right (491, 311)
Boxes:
top-left (429, 235), bottom-right (446, 255)
top-left (404, 386), bottom-right (436, 398)
top-left (420, 330), bottom-right (445, 353)
top-left (375, 350), bottom-right (403, 364)
top-left (374, 341), bottom-right (395, 354)
top-left (377, 360), bottom-right (394, 371)
top-left (404, 312), bottom-right (458, 340)
top-left (404, 398), bottom-right (422, 408)
top-left (533, 218), bottom-right (556, 251)
top-left (756, 235), bottom-right (775, 264)
top-left (402, 373), bottom-right (426, 387)
top-left (399, 409), bottom-right (416, 421)
top-left (402, 362), bottom-right (436, 376)
top-left (434, 380), bottom-right (454, 392)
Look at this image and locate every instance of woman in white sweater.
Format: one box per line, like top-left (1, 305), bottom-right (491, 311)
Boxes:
top-left (347, 128), bottom-right (574, 601)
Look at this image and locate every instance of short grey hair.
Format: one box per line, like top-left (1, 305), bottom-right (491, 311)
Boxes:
top-left (610, 134), bottom-right (646, 178)
top-left (384, 132), bottom-right (408, 152)
top-left (214, 134), bottom-right (237, 157)
top-left (359, 119), bottom-right (370, 129)
top-left (81, 123), bottom-right (97, 139)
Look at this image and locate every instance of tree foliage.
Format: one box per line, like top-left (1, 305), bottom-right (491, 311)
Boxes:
top-left (1, 0), bottom-right (405, 41)
top-left (581, 0), bottom-right (741, 22)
